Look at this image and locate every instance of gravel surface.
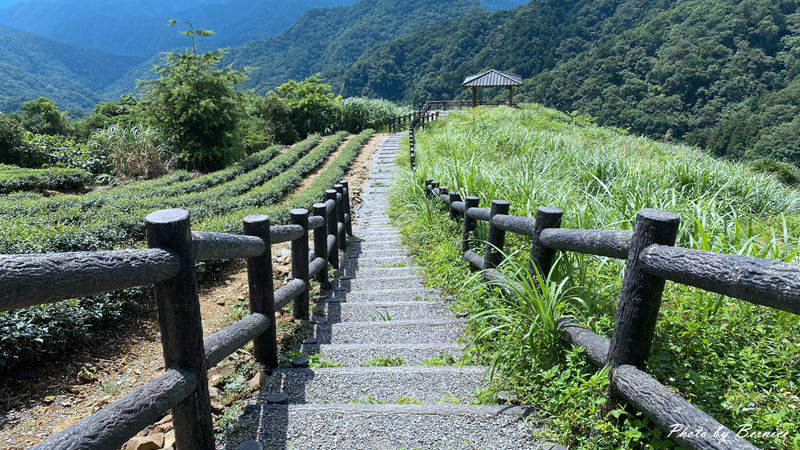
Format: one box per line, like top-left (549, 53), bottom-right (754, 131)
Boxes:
top-left (300, 343), bottom-right (465, 366)
top-left (325, 300), bottom-right (450, 322)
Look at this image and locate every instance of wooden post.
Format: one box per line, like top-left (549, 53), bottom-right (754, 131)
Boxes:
top-left (334, 184), bottom-right (347, 251)
top-left (508, 86), bottom-right (513, 106)
top-left (449, 193), bottom-right (461, 220)
top-left (484, 200), bottom-right (511, 269)
top-left (424, 179), bottom-right (433, 198)
top-left (145, 209), bottom-right (214, 450)
top-left (462, 196), bottom-right (480, 253)
top-left (529, 207), bottom-right (563, 278)
top-left (325, 189), bottom-right (339, 269)
top-left (243, 215), bottom-right (277, 369)
top-left (471, 87), bottom-right (477, 107)
top-left (290, 208), bottom-right (310, 321)
top-left (340, 180), bottom-right (354, 237)
top-left (607, 209), bottom-right (680, 370)
top-left (312, 203), bottom-right (331, 291)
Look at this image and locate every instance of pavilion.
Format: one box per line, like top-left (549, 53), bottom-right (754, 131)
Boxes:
top-left (461, 69), bottom-right (523, 107)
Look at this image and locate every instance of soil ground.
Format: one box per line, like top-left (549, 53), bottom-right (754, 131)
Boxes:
top-left (0, 133), bottom-right (387, 449)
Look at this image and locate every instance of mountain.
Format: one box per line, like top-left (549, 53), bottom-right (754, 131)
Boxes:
top-left (220, 0), bottom-right (486, 95)
top-left (0, 24), bottom-right (142, 115)
top-left (341, 0), bottom-right (800, 165)
top-left (0, 0), bottom-right (355, 58)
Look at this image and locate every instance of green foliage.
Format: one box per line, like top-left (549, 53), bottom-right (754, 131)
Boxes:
top-left (19, 97), bottom-right (68, 136)
top-left (0, 130), bottom-right (374, 372)
top-left (249, 94), bottom-right (299, 145)
top-left (87, 125), bottom-right (175, 180)
top-left (140, 49), bottom-right (247, 171)
top-left (360, 356), bottom-right (405, 367)
top-left (0, 164), bottom-right (91, 193)
top-left (22, 132), bottom-right (108, 174)
top-left (420, 354), bottom-right (459, 366)
top-left (339, 97), bottom-right (404, 132)
top-left (74, 95), bottom-right (140, 140)
top-left (0, 113), bottom-right (29, 165)
top-left (750, 158), bottom-right (800, 185)
top-left (389, 106), bottom-right (800, 448)
top-left (224, 0), bottom-right (485, 94)
top-left (272, 75), bottom-right (342, 138)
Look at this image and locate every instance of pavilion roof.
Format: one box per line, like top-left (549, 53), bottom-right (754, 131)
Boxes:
top-left (462, 69), bottom-right (522, 87)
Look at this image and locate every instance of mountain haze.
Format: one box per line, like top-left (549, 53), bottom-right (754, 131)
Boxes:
top-left (0, 24), bottom-right (142, 114)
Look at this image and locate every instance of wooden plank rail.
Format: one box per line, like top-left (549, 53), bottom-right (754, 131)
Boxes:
top-left (2, 179), bottom-right (358, 449)
top-left (418, 176), bottom-right (800, 449)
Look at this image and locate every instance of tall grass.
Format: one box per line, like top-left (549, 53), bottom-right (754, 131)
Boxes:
top-left (391, 104), bottom-right (800, 448)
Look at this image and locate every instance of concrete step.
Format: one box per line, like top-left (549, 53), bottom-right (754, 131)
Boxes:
top-left (323, 300), bottom-right (450, 322)
top-left (260, 366), bottom-right (487, 404)
top-left (301, 343), bottom-right (465, 366)
top-left (228, 404), bottom-right (544, 450)
top-left (335, 276), bottom-right (424, 293)
top-left (315, 319), bottom-right (466, 345)
top-left (331, 287), bottom-right (438, 303)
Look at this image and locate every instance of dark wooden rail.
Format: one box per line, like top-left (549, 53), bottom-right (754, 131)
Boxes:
top-left (0, 180), bottom-right (357, 450)
top-left (421, 180), bottom-right (777, 450)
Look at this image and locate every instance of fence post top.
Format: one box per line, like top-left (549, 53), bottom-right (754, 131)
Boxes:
top-left (243, 214), bottom-right (269, 224)
top-left (325, 188), bottom-right (337, 195)
top-left (145, 208), bottom-right (189, 224)
top-left (290, 208), bottom-right (309, 217)
top-left (537, 206), bottom-right (563, 216)
top-left (637, 208), bottom-right (680, 223)
top-left (464, 195), bottom-right (480, 202)
top-left (312, 202), bottom-right (326, 210)
top-left (340, 180), bottom-right (349, 187)
top-left (491, 199), bottom-right (511, 207)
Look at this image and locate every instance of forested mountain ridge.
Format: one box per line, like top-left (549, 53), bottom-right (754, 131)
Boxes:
top-left (0, 0), bottom-right (355, 57)
top-left (342, 0), bottom-right (800, 166)
top-left (0, 24), bottom-right (142, 115)
top-left (222, 0), bottom-right (487, 94)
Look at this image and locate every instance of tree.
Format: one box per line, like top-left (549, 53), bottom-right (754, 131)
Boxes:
top-left (19, 97), bottom-right (68, 136)
top-left (140, 44), bottom-right (246, 170)
top-left (0, 113), bottom-right (24, 164)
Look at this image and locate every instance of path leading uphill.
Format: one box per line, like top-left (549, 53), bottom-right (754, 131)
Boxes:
top-left (226, 133), bottom-right (552, 449)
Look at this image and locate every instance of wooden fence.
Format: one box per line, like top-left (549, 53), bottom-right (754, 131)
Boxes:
top-left (0, 181), bottom-right (357, 449)
top-left (417, 176), bottom-right (800, 449)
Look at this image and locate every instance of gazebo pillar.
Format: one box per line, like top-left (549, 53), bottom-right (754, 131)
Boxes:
top-left (508, 86), bottom-right (513, 106)
top-left (471, 87), bottom-right (477, 107)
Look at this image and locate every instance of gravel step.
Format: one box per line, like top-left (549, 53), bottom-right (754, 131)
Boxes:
top-left (340, 255), bottom-right (413, 268)
top-left (345, 249), bottom-right (407, 259)
top-left (331, 287), bottom-right (438, 303)
top-left (260, 366), bottom-right (487, 404)
top-left (227, 404), bottom-right (544, 450)
top-left (301, 343), bottom-right (465, 366)
top-left (339, 265), bottom-right (418, 279)
top-left (323, 300), bottom-right (450, 321)
top-left (315, 319), bottom-right (466, 344)
top-left (335, 276), bottom-right (424, 292)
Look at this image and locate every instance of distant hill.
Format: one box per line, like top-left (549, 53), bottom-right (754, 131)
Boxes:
top-left (221, 0), bottom-right (486, 94)
top-left (0, 0), bottom-right (355, 58)
top-left (340, 0), bottom-right (800, 165)
top-left (0, 24), bottom-right (142, 115)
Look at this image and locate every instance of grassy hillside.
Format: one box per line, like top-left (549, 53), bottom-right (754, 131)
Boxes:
top-left (343, 0), bottom-right (800, 167)
top-left (223, 0), bottom-right (485, 94)
top-left (0, 24), bottom-right (142, 115)
top-left (389, 105), bottom-right (799, 448)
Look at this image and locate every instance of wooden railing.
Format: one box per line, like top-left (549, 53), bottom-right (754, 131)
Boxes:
top-left (0, 181), bottom-right (357, 450)
top-left (419, 179), bottom-right (796, 449)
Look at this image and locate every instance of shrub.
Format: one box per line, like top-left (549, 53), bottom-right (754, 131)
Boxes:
top-left (249, 94), bottom-right (299, 145)
top-left (88, 125), bottom-right (175, 180)
top-left (0, 164), bottom-right (92, 193)
top-left (74, 95), bottom-right (140, 140)
top-left (140, 49), bottom-right (247, 171)
top-left (19, 97), bottom-right (68, 136)
top-left (272, 74), bottom-right (342, 138)
top-left (0, 113), bottom-right (39, 167)
top-left (340, 97), bottom-right (401, 132)
top-left (750, 158), bottom-right (800, 185)
top-left (24, 132), bottom-right (108, 174)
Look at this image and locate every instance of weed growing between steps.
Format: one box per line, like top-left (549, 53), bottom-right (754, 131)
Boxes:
top-left (361, 356), bottom-right (405, 367)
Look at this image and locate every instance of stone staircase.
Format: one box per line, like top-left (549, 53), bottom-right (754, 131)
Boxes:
top-left (226, 133), bottom-right (551, 449)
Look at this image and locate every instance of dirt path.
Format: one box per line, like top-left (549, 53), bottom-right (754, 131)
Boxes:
top-left (0, 133), bottom-right (387, 449)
